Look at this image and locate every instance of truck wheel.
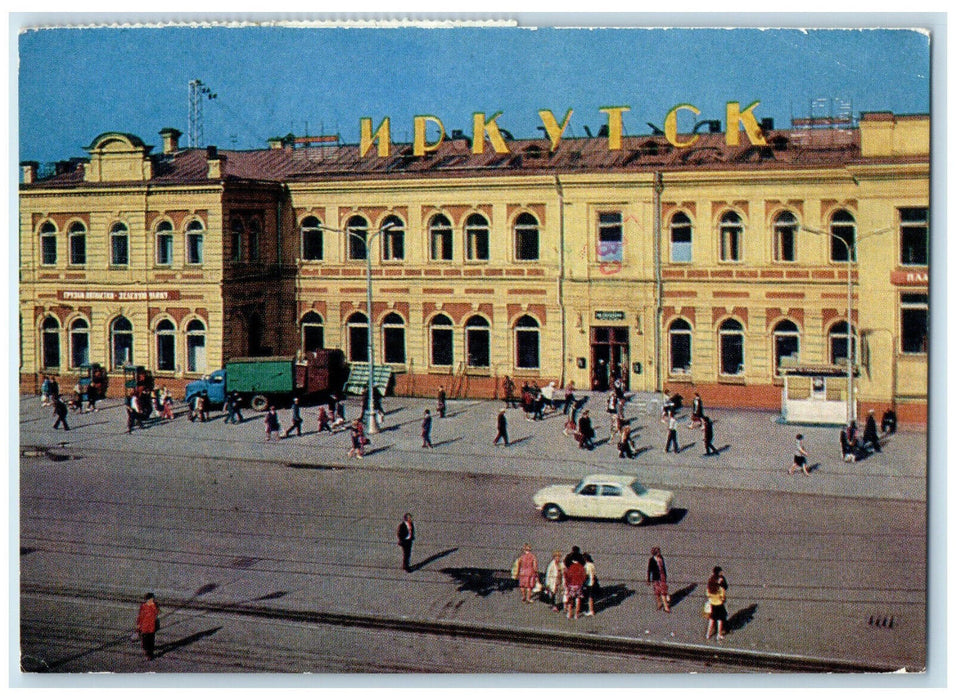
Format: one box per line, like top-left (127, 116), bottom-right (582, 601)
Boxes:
top-left (250, 394), bottom-right (269, 412)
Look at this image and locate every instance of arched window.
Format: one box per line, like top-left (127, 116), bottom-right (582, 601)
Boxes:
top-left (830, 210), bottom-right (856, 262)
top-left (718, 318), bottom-right (744, 375)
top-left (773, 211), bottom-right (798, 262)
top-left (69, 222), bottom-right (87, 266)
top-left (430, 314), bottom-right (454, 366)
top-left (40, 222), bottom-right (57, 266)
top-left (186, 319), bottom-right (207, 373)
top-left (773, 319), bottom-right (800, 375)
top-left (346, 215), bottom-right (369, 260)
top-left (382, 312), bottom-right (406, 364)
top-left (347, 312), bottom-right (369, 362)
top-left (155, 220), bottom-right (174, 266)
top-left (301, 216), bottom-right (324, 261)
top-left (429, 214), bottom-right (453, 261)
top-left (69, 318), bottom-right (89, 368)
top-left (669, 212), bottom-right (692, 263)
top-left (155, 319), bottom-right (176, 371)
top-left (668, 318), bottom-right (692, 375)
top-left (829, 321), bottom-right (857, 366)
top-left (247, 219), bottom-right (261, 262)
top-left (465, 315), bottom-right (491, 368)
top-left (110, 222), bottom-right (129, 266)
top-left (514, 315), bottom-right (540, 369)
top-left (465, 213), bottom-right (490, 261)
top-left (229, 218), bottom-right (244, 262)
top-left (301, 311), bottom-right (324, 353)
top-left (110, 316), bottom-right (134, 369)
top-left (382, 215), bottom-right (405, 261)
top-left (41, 316), bottom-right (60, 369)
top-left (514, 212), bottom-right (539, 261)
top-left (719, 211), bottom-right (743, 262)
top-left (186, 220), bottom-right (205, 265)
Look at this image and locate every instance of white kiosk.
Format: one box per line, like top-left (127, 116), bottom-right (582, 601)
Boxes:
top-left (781, 366), bottom-right (855, 425)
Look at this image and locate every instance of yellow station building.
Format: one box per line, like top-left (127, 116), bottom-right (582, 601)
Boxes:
top-left (19, 112), bottom-right (929, 425)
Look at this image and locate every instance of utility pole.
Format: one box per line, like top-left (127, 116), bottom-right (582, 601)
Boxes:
top-left (188, 80), bottom-right (217, 148)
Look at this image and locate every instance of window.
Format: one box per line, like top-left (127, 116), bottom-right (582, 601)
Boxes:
top-left (186, 220), bottom-right (204, 264)
top-left (41, 317), bottom-right (60, 369)
top-left (301, 216), bottom-right (324, 261)
top-left (466, 213), bottom-right (490, 261)
top-left (155, 221), bottom-right (174, 266)
top-left (514, 212), bottom-right (539, 261)
top-left (430, 314), bottom-right (454, 367)
top-left (382, 312), bottom-right (406, 364)
top-left (249, 219), bottom-right (262, 262)
top-left (830, 210), bottom-right (856, 262)
top-left (155, 319), bottom-right (176, 371)
top-left (597, 211), bottom-right (623, 263)
top-left (186, 319), bottom-right (207, 373)
top-left (718, 318), bottom-right (744, 375)
top-left (69, 222), bottom-right (87, 265)
top-left (515, 315), bottom-right (540, 369)
top-left (828, 321), bottom-right (857, 366)
top-left (600, 485), bottom-right (623, 497)
top-left (110, 222), bottom-right (129, 266)
top-left (301, 311), bottom-right (324, 353)
top-left (773, 320), bottom-right (800, 375)
top-left (429, 214), bottom-right (453, 261)
top-left (668, 318), bottom-right (692, 375)
top-left (230, 219), bottom-right (243, 262)
top-left (347, 215), bottom-right (369, 260)
top-left (40, 222), bottom-right (57, 266)
top-left (900, 293), bottom-right (928, 354)
top-left (719, 211), bottom-right (743, 262)
top-left (900, 207), bottom-right (928, 266)
top-left (773, 211), bottom-right (798, 262)
top-left (70, 318), bottom-right (89, 368)
top-left (382, 215), bottom-right (405, 261)
top-left (347, 312), bottom-right (369, 362)
top-left (669, 212), bottom-right (692, 263)
top-left (465, 315), bottom-right (491, 368)
top-left (111, 316), bottom-right (133, 368)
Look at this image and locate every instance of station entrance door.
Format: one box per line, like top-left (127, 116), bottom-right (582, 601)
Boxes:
top-left (590, 326), bottom-right (629, 392)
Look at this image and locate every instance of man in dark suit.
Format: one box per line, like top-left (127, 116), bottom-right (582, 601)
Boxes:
top-left (397, 513), bottom-right (415, 572)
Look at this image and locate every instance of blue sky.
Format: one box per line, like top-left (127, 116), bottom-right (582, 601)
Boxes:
top-left (17, 24), bottom-right (931, 162)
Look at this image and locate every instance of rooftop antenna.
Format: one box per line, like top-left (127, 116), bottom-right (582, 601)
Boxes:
top-left (188, 79), bottom-right (217, 148)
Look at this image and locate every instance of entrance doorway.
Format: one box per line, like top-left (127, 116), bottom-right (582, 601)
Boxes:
top-left (590, 326), bottom-right (629, 392)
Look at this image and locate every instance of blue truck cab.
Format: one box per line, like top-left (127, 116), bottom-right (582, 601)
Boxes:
top-left (185, 368), bottom-right (227, 406)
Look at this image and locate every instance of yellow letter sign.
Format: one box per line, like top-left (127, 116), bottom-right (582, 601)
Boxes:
top-left (725, 101), bottom-right (767, 146)
top-left (599, 106), bottom-right (631, 150)
top-left (414, 115), bottom-right (446, 156)
top-left (538, 109), bottom-right (573, 151)
top-left (472, 112), bottom-right (511, 154)
top-left (360, 117), bottom-right (391, 158)
top-left (664, 104), bottom-right (701, 148)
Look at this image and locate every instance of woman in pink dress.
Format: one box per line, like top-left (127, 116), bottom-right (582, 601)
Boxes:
top-left (514, 544), bottom-right (539, 604)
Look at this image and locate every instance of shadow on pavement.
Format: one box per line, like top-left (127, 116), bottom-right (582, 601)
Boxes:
top-left (155, 626), bottom-right (222, 658)
top-left (410, 547), bottom-right (459, 572)
top-left (667, 583), bottom-right (697, 608)
top-left (440, 567), bottom-right (517, 597)
top-left (659, 507), bottom-right (688, 525)
top-left (431, 437), bottom-right (463, 448)
top-left (593, 583), bottom-right (634, 613)
top-left (727, 603), bottom-right (758, 632)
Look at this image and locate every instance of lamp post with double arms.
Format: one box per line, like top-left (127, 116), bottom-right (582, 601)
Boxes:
top-left (799, 224), bottom-right (892, 422)
top-left (317, 221), bottom-right (395, 434)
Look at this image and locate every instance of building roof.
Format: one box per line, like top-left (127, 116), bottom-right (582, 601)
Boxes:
top-left (22, 124), bottom-right (927, 190)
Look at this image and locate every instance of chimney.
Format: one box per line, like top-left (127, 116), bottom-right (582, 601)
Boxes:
top-left (267, 137), bottom-right (284, 150)
top-left (20, 161), bottom-right (38, 184)
top-left (159, 127), bottom-right (182, 154)
top-left (206, 145), bottom-right (222, 179)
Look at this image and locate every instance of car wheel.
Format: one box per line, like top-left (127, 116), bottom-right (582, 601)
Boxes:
top-left (542, 504), bottom-right (565, 521)
top-left (624, 510), bottom-right (645, 526)
top-left (250, 394), bottom-right (269, 412)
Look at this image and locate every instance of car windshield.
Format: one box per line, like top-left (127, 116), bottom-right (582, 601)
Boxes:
top-left (629, 479), bottom-right (647, 495)
top-left (573, 479), bottom-right (588, 494)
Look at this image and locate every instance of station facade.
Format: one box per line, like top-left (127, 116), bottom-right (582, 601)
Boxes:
top-left (20, 113), bottom-right (929, 424)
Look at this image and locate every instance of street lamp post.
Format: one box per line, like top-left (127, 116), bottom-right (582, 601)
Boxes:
top-left (799, 224), bottom-right (892, 423)
top-left (317, 221), bottom-right (395, 434)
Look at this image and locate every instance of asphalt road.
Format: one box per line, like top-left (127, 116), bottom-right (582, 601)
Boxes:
top-left (18, 446), bottom-right (925, 674)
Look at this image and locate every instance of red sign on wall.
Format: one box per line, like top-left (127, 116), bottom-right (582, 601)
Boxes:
top-left (890, 270), bottom-right (929, 286)
top-left (57, 290), bottom-right (182, 301)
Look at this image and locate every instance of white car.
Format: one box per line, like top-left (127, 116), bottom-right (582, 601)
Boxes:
top-left (533, 474), bottom-right (674, 526)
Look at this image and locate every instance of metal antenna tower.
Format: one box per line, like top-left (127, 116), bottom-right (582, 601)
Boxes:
top-left (188, 79), bottom-right (217, 148)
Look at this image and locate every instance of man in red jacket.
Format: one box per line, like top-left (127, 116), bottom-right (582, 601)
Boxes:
top-left (136, 592), bottom-right (160, 660)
